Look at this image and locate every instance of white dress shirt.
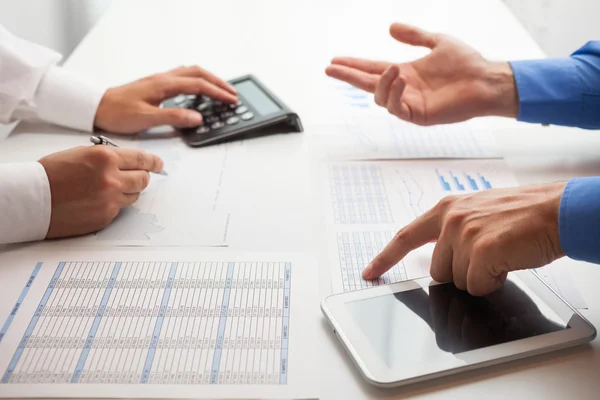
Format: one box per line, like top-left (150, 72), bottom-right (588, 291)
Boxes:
top-left (0, 24), bottom-right (106, 244)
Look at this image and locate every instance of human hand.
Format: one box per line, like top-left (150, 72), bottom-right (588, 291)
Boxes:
top-left (94, 66), bottom-right (238, 134)
top-left (362, 182), bottom-right (566, 296)
top-left (38, 146), bottom-right (164, 238)
top-left (325, 23), bottom-right (518, 125)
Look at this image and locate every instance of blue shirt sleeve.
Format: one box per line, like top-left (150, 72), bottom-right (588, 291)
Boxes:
top-left (509, 41), bottom-right (600, 129)
top-left (559, 177), bottom-right (600, 264)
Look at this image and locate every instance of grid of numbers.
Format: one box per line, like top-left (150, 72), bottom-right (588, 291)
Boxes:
top-left (329, 164), bottom-right (393, 224)
top-left (337, 232), bottom-right (427, 292)
top-left (1, 261), bottom-right (291, 385)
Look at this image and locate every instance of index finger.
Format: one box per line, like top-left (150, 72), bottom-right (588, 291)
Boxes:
top-left (160, 77), bottom-right (238, 104)
top-left (114, 148), bottom-right (164, 173)
top-left (363, 208), bottom-right (441, 280)
top-left (325, 65), bottom-right (378, 93)
top-left (168, 65), bottom-right (237, 95)
top-left (330, 57), bottom-right (392, 74)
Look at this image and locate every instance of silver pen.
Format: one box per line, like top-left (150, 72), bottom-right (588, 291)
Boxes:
top-left (90, 135), bottom-right (168, 176)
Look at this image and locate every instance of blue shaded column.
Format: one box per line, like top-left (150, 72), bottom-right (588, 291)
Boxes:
top-left (210, 263), bottom-right (235, 384)
top-left (2, 262), bottom-right (65, 383)
top-left (140, 262), bottom-right (178, 383)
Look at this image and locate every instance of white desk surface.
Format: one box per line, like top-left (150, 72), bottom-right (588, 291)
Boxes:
top-left (3, 0), bottom-right (600, 398)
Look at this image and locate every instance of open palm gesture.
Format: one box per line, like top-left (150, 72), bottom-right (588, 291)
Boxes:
top-left (326, 23), bottom-right (517, 125)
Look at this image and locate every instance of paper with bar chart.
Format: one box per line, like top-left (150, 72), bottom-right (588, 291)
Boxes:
top-left (323, 159), bottom-right (519, 294)
top-left (0, 250), bottom-right (318, 399)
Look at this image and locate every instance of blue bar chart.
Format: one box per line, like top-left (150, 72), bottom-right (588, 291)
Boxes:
top-left (436, 170), bottom-right (493, 192)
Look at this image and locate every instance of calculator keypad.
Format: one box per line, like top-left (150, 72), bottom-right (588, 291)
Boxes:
top-left (193, 97), bottom-right (253, 130)
top-left (162, 94), bottom-right (257, 137)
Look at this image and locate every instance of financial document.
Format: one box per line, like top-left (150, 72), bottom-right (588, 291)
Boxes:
top-left (533, 260), bottom-right (588, 309)
top-left (323, 159), bottom-right (519, 294)
top-left (308, 80), bottom-right (499, 160)
top-left (321, 159), bottom-right (588, 309)
top-left (0, 250), bottom-right (318, 399)
top-left (311, 115), bottom-right (499, 160)
top-left (56, 140), bottom-right (236, 248)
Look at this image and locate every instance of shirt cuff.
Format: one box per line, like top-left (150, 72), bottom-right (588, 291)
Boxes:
top-left (0, 162), bottom-right (51, 244)
top-left (558, 177), bottom-right (600, 264)
top-left (509, 58), bottom-right (582, 127)
top-left (35, 66), bottom-right (107, 132)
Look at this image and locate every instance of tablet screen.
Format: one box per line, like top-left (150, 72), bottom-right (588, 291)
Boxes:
top-left (346, 281), bottom-right (569, 369)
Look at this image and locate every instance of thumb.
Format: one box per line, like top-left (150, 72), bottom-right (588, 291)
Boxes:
top-left (152, 108), bottom-right (203, 127)
top-left (390, 23), bottom-right (439, 49)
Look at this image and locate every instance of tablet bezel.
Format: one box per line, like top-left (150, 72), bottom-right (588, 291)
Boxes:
top-left (321, 270), bottom-right (596, 388)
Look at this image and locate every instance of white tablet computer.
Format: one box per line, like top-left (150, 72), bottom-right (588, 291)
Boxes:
top-left (321, 270), bottom-right (596, 388)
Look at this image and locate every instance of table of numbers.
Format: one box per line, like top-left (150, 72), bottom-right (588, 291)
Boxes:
top-left (329, 164), bottom-right (394, 224)
top-left (1, 261), bottom-right (291, 385)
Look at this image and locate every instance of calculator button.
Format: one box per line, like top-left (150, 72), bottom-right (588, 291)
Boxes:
top-left (196, 102), bottom-right (211, 112)
top-left (173, 94), bottom-right (187, 105)
top-left (240, 111), bottom-right (254, 121)
top-left (214, 105), bottom-right (228, 113)
top-left (211, 121), bottom-right (225, 129)
top-left (186, 95), bottom-right (196, 100)
top-left (229, 101), bottom-right (242, 109)
top-left (226, 116), bottom-right (239, 125)
top-left (201, 109), bottom-right (214, 117)
top-left (206, 115), bottom-right (220, 124)
top-left (220, 111), bottom-right (235, 119)
top-left (196, 126), bottom-right (211, 134)
top-left (235, 106), bottom-right (248, 115)
top-left (213, 100), bottom-right (223, 106)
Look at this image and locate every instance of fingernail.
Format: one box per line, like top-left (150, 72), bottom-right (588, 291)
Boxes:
top-left (362, 263), bottom-right (373, 279)
top-left (187, 112), bottom-right (203, 125)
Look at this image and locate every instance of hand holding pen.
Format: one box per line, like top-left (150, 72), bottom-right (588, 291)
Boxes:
top-left (90, 135), bottom-right (168, 176)
top-left (38, 140), bottom-right (165, 239)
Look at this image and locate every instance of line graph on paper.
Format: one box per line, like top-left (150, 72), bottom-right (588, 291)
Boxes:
top-left (335, 231), bottom-right (431, 293)
top-left (329, 164), bottom-right (393, 224)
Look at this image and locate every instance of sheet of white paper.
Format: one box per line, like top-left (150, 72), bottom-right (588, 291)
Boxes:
top-left (310, 115), bottom-right (499, 160)
top-left (320, 159), bottom-right (520, 294)
top-left (533, 260), bottom-right (588, 310)
top-left (0, 248), bottom-right (318, 399)
top-left (56, 139), bottom-right (239, 248)
top-left (305, 78), bottom-right (498, 160)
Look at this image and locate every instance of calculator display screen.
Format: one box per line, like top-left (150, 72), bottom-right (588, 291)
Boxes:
top-left (234, 80), bottom-right (281, 116)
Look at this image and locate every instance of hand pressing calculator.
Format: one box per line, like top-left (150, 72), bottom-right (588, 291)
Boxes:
top-left (161, 75), bottom-right (303, 147)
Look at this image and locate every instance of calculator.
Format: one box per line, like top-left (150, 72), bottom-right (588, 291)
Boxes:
top-left (161, 75), bottom-right (303, 147)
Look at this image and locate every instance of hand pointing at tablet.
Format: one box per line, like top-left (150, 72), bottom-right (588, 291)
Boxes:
top-left (362, 182), bottom-right (566, 296)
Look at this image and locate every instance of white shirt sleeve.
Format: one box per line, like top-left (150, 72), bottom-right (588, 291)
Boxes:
top-left (0, 24), bottom-right (107, 243)
top-left (0, 24), bottom-right (106, 131)
top-left (0, 162), bottom-right (51, 244)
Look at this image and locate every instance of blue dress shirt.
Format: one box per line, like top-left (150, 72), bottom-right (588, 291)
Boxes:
top-left (509, 41), bottom-right (600, 264)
